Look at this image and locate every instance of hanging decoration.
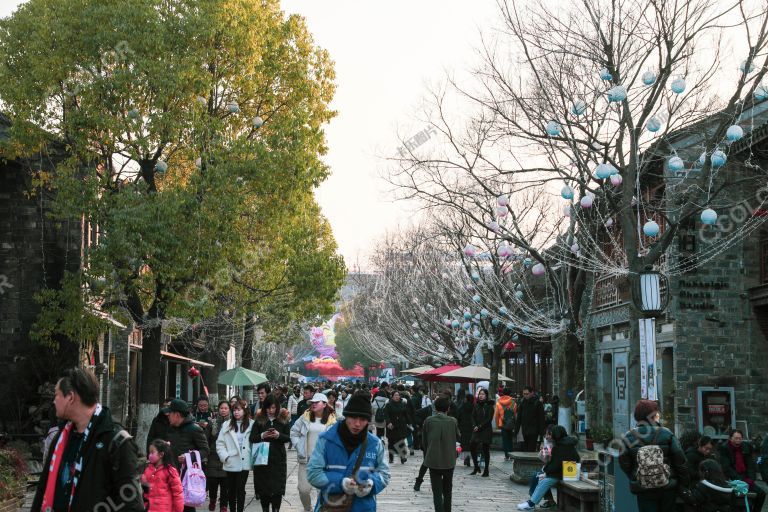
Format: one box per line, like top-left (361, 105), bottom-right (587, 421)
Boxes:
top-left (497, 194), bottom-right (509, 207)
top-left (489, 221), bottom-right (501, 233)
top-left (739, 60), bottom-right (755, 74)
top-left (646, 117), bottom-right (662, 132)
top-left (668, 156), bottom-right (685, 172)
top-left (643, 220), bottom-right (660, 237)
top-left (127, 108), bottom-right (140, 120)
top-left (471, 271), bottom-right (480, 281)
top-left (701, 208), bottom-right (718, 225)
top-left (711, 150), bottom-right (727, 168)
top-left (497, 244), bottom-right (513, 258)
top-left (726, 125), bottom-right (744, 142)
top-left (641, 71), bottom-right (657, 86)
top-left (607, 85), bottom-right (627, 102)
top-left (595, 163), bottom-right (614, 179)
top-left (671, 77), bottom-right (686, 94)
top-left (227, 101), bottom-right (240, 113)
top-left (253, 116), bottom-right (264, 128)
top-left (561, 185), bottom-right (574, 200)
top-left (196, 96), bottom-right (207, 106)
top-left (463, 244), bottom-right (477, 257)
top-left (564, 205), bottom-right (571, 217)
top-left (497, 205), bottom-right (508, 218)
top-left (610, 174), bottom-right (623, 187)
top-left (195, 157), bottom-right (202, 169)
top-left (532, 263), bottom-right (546, 276)
top-left (755, 84), bottom-right (768, 101)
top-left (546, 121), bottom-right (561, 136)
top-left (473, 294), bottom-right (481, 302)
top-left (571, 100), bottom-right (587, 116)
top-left (156, 160), bottom-right (168, 173)
top-left (515, 290), bottom-right (524, 299)
top-left (599, 68), bottom-right (613, 81)
top-left (580, 195), bottom-right (594, 209)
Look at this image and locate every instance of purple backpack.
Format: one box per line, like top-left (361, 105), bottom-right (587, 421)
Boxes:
top-left (182, 450), bottom-right (207, 507)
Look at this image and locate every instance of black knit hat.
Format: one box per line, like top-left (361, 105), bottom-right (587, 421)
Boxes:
top-left (343, 393), bottom-right (372, 420)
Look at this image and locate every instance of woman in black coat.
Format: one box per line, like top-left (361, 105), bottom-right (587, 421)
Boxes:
top-left (383, 389), bottom-right (411, 464)
top-left (470, 388), bottom-right (495, 476)
top-left (691, 459), bottom-right (735, 512)
top-left (456, 391), bottom-right (474, 466)
top-left (249, 394), bottom-right (291, 512)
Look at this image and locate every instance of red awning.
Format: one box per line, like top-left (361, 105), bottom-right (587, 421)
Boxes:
top-left (416, 364), bottom-right (463, 382)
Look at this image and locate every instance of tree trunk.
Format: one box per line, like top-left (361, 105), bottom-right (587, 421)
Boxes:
top-left (137, 305), bottom-right (164, 454)
top-left (488, 343), bottom-right (502, 397)
top-left (242, 312), bottom-right (255, 370)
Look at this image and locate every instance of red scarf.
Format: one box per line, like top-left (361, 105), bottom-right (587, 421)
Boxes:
top-left (728, 441), bottom-right (747, 474)
top-left (40, 422), bottom-right (73, 511)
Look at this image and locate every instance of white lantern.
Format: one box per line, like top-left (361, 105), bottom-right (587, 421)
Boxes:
top-left (571, 100), bottom-right (587, 116)
top-left (463, 244), bottom-right (477, 257)
top-left (671, 78), bottom-right (686, 94)
top-left (701, 208), bottom-right (718, 225)
top-left (641, 71), bottom-right (657, 86)
top-left (726, 125), bottom-right (744, 142)
top-left (610, 174), bottom-right (623, 187)
top-left (607, 85), bottom-right (627, 102)
top-left (227, 101), bottom-right (240, 113)
top-left (711, 150), bottom-right (727, 168)
top-left (497, 194), bottom-right (509, 207)
top-left (545, 121), bottom-right (561, 137)
top-left (646, 117), bottom-right (662, 132)
top-left (253, 116), bottom-right (264, 128)
top-left (580, 195), bottom-right (594, 209)
top-left (571, 242), bottom-right (579, 253)
top-left (668, 156), bottom-right (685, 172)
top-left (599, 68), bottom-right (613, 81)
top-left (561, 185), bottom-right (574, 200)
top-left (497, 205), bottom-right (508, 218)
top-left (643, 220), bottom-right (660, 237)
top-left (155, 160), bottom-right (168, 173)
top-left (532, 263), bottom-right (546, 276)
top-left (605, 218), bottom-right (614, 228)
top-left (755, 84), bottom-right (768, 102)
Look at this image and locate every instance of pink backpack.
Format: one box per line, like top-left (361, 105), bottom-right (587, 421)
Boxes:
top-left (182, 451), bottom-right (207, 507)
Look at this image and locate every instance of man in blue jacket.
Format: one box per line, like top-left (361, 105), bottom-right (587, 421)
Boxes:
top-left (308, 392), bottom-right (390, 511)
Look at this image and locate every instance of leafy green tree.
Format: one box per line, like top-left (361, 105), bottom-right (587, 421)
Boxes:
top-left (0, 0), bottom-right (339, 445)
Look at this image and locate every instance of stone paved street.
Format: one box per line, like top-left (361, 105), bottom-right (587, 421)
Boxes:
top-left (24, 447), bottom-right (531, 512)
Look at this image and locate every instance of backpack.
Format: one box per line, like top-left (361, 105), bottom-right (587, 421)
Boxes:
top-left (502, 406), bottom-right (516, 432)
top-left (632, 428), bottom-right (670, 490)
top-left (374, 398), bottom-right (386, 423)
top-left (181, 450), bottom-right (207, 506)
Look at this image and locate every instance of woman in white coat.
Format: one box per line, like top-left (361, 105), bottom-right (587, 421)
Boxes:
top-left (289, 393), bottom-right (337, 512)
top-left (216, 400), bottom-right (255, 512)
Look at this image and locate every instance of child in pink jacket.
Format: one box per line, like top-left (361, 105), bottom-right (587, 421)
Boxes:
top-left (143, 439), bottom-right (184, 512)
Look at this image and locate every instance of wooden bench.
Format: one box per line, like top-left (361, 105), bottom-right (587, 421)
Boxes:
top-left (557, 480), bottom-right (599, 512)
top-left (508, 451), bottom-right (542, 484)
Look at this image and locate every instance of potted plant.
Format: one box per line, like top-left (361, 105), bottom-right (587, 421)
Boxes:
top-left (0, 448), bottom-right (27, 511)
top-left (590, 424), bottom-right (615, 451)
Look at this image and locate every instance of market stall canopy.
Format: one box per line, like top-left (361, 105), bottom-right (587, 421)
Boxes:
top-left (400, 365), bottom-right (434, 375)
top-left (217, 367), bottom-right (268, 386)
top-left (416, 363), bottom-right (463, 382)
top-left (440, 364), bottom-right (514, 382)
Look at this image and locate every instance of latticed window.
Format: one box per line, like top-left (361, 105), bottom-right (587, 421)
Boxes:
top-left (594, 275), bottom-right (619, 309)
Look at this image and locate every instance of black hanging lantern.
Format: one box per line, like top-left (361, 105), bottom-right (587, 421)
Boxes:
top-left (631, 267), bottom-right (669, 317)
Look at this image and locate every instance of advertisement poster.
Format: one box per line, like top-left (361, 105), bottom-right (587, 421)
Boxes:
top-left (638, 318), bottom-right (657, 401)
top-left (697, 387), bottom-right (736, 438)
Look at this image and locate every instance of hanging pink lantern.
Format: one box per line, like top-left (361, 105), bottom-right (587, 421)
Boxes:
top-left (532, 263), bottom-right (546, 276)
top-left (463, 244), bottom-right (477, 257)
top-left (580, 195), bottom-right (594, 209)
top-left (496, 205), bottom-right (508, 218)
top-left (489, 221), bottom-right (501, 233)
top-left (610, 174), bottom-right (623, 187)
top-left (497, 194), bottom-right (509, 207)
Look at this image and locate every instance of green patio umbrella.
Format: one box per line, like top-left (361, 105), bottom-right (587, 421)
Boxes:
top-left (217, 367), bottom-right (268, 386)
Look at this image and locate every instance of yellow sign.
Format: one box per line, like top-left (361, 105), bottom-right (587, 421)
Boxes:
top-left (563, 461), bottom-right (579, 481)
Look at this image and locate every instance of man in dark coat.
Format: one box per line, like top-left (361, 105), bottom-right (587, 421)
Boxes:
top-left (514, 386), bottom-right (545, 452)
top-left (296, 384), bottom-right (315, 418)
top-left (717, 429), bottom-right (765, 511)
top-left (162, 398), bottom-right (210, 511)
top-left (618, 400), bottom-right (690, 512)
top-left (146, 396), bottom-right (172, 454)
top-left (32, 367), bottom-right (145, 512)
top-left (421, 397), bottom-right (460, 512)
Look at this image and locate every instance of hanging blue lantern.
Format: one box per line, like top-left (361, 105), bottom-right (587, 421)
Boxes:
top-left (646, 117), bottom-right (662, 132)
top-left (155, 160), bottom-right (168, 173)
top-left (127, 108), bottom-right (140, 119)
top-left (227, 101), bottom-right (240, 113)
top-left (643, 220), bottom-right (660, 237)
top-left (726, 125), bottom-right (744, 142)
top-left (499, 306), bottom-right (508, 316)
top-left (512, 334), bottom-right (520, 341)
top-left (641, 71), bottom-right (657, 86)
top-left (474, 314), bottom-right (481, 321)
top-left (711, 150), bottom-right (727, 168)
top-left (506, 322), bottom-right (515, 330)
top-left (463, 321), bottom-right (471, 330)
top-left (755, 84), bottom-right (768, 102)
top-left (599, 68), bottom-right (613, 81)
top-left (561, 185), bottom-right (574, 200)
top-left (571, 100), bottom-right (587, 116)
top-left (471, 271), bottom-right (480, 281)
top-left (740, 60), bottom-right (755, 74)
top-left (595, 163), bottom-right (613, 179)
top-left (463, 311), bottom-right (472, 320)
top-left (491, 318), bottom-right (500, 327)
top-left (524, 257), bottom-right (532, 267)
top-left (522, 326), bottom-right (530, 334)
top-left (480, 308), bottom-right (489, 317)
top-left (701, 208), bottom-right (718, 225)
top-left (607, 85), bottom-right (627, 102)
top-left (472, 329), bottom-right (481, 338)
top-left (697, 152), bottom-right (707, 167)
top-left (546, 121), bottom-right (561, 137)
top-left (668, 156), bottom-right (685, 172)
top-left (473, 294), bottom-right (481, 303)
top-left (671, 78), bottom-right (686, 94)
top-left (515, 290), bottom-right (524, 299)
top-left (451, 320), bottom-right (460, 328)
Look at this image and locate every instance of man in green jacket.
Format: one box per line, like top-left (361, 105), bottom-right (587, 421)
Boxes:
top-left (422, 396), bottom-right (460, 512)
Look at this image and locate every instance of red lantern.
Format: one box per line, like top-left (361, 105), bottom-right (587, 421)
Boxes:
top-left (188, 367), bottom-right (200, 378)
top-left (503, 342), bottom-right (516, 351)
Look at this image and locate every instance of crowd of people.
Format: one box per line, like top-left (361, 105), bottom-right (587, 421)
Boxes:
top-left (32, 368), bottom-right (767, 512)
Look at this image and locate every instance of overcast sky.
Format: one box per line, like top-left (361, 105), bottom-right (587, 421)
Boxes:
top-left (1, 0), bottom-right (499, 269)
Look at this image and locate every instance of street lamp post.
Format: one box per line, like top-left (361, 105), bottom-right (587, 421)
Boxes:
top-left (630, 266), bottom-right (669, 402)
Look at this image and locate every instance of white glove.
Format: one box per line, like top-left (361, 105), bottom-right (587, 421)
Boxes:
top-left (342, 477), bottom-right (357, 495)
top-left (354, 479), bottom-right (373, 497)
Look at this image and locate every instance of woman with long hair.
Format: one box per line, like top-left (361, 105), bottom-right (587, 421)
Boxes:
top-left (216, 400), bottom-right (254, 512)
top-left (470, 388), bottom-right (495, 476)
top-left (290, 393), bottom-right (337, 512)
top-left (207, 401), bottom-right (230, 512)
top-left (249, 394), bottom-right (291, 512)
top-left (383, 389), bottom-right (411, 464)
top-left (456, 389), bottom-right (474, 467)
